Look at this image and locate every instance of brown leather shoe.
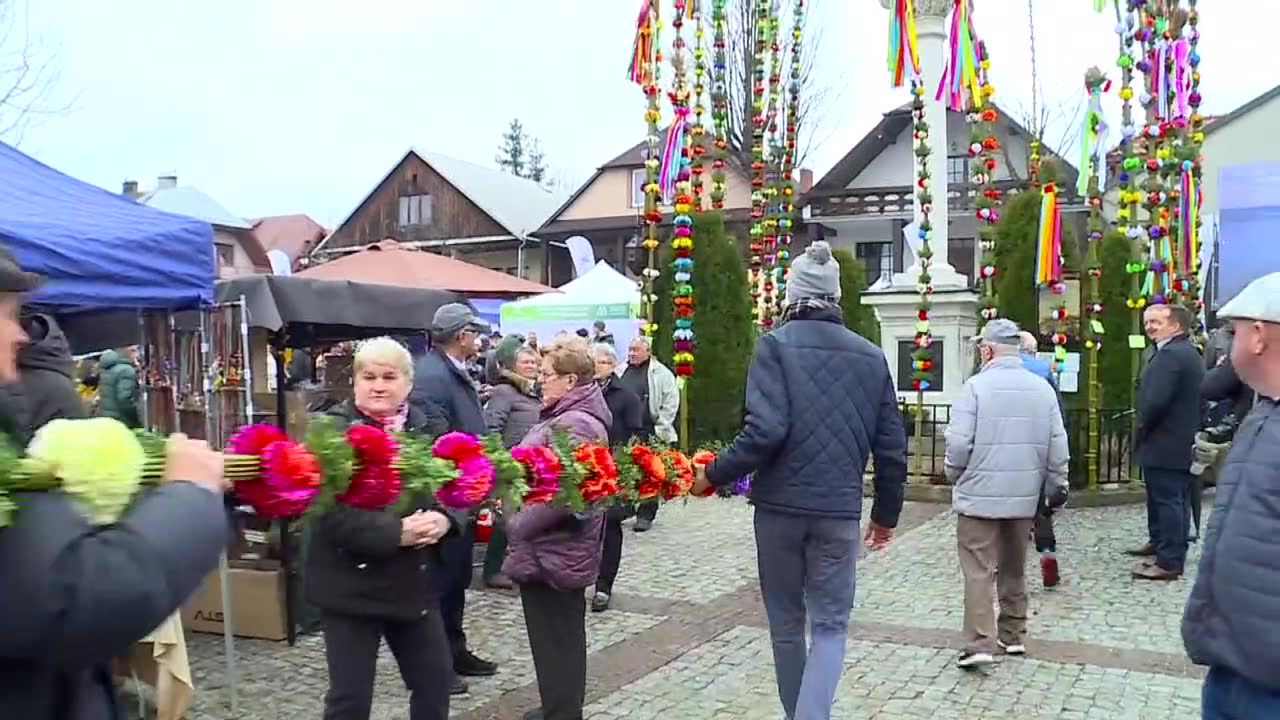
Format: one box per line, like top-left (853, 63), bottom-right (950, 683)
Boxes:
top-left (1124, 543), bottom-right (1156, 557)
top-left (1132, 564), bottom-right (1181, 581)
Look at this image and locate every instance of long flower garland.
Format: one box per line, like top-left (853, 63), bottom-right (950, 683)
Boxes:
top-left (0, 417), bottom-right (749, 528)
top-left (632, 0), bottom-right (664, 338)
top-left (670, 0), bottom-right (696, 377)
top-left (1114, 0), bottom-right (1148, 356)
top-left (709, 0), bottom-right (729, 211)
top-left (691, 0), bottom-right (708, 211)
top-left (775, 0), bottom-right (803, 308)
top-left (1137, 1), bottom-right (1171, 307)
top-left (1081, 67), bottom-right (1110, 491)
top-left (1171, 1), bottom-right (1202, 310)
top-left (909, 80), bottom-right (935, 393)
top-left (760, 11), bottom-right (784, 327)
top-left (748, 0), bottom-right (773, 328)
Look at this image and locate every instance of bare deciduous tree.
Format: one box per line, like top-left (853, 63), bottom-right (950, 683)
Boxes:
top-left (1004, 95), bottom-right (1085, 182)
top-left (721, 0), bottom-right (840, 171)
top-left (0, 0), bottom-right (71, 143)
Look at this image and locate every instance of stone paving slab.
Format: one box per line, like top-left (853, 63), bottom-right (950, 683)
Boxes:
top-left (583, 625), bottom-right (1202, 720)
top-left (854, 503), bottom-right (1203, 656)
top-left (187, 590), bottom-right (664, 719)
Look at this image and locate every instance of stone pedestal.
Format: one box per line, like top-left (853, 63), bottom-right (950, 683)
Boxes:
top-left (862, 288), bottom-right (978, 408)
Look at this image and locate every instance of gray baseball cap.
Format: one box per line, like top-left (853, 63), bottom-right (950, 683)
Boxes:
top-left (431, 303), bottom-right (487, 335)
top-left (1218, 272), bottom-right (1280, 324)
top-left (973, 318), bottom-right (1021, 345)
top-left (0, 246), bottom-right (42, 293)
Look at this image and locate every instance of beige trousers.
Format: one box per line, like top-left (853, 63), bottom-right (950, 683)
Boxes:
top-left (956, 514), bottom-right (1034, 654)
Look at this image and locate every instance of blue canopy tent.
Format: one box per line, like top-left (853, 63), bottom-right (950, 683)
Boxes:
top-left (0, 140), bottom-right (214, 310)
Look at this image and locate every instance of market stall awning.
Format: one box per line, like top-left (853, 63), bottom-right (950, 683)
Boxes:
top-left (0, 140), bottom-right (215, 310)
top-left (297, 240), bottom-right (554, 298)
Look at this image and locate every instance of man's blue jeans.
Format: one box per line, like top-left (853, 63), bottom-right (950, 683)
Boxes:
top-left (1203, 666), bottom-right (1280, 719)
top-left (754, 508), bottom-right (858, 720)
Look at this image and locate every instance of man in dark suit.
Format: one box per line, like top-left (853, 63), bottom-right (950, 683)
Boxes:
top-left (410, 304), bottom-right (498, 693)
top-left (1129, 303), bottom-right (1204, 580)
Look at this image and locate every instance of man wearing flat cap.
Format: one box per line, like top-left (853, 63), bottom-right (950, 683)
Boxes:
top-left (945, 318), bottom-right (1069, 669)
top-left (1183, 272), bottom-right (1280, 718)
top-left (0, 245), bottom-right (231, 718)
top-left (410, 303), bottom-right (499, 692)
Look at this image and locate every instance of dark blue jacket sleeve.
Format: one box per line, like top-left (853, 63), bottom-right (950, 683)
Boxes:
top-left (869, 373), bottom-right (907, 528)
top-left (0, 482), bottom-right (227, 664)
top-left (707, 336), bottom-right (789, 485)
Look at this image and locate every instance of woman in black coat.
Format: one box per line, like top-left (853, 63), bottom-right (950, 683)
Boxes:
top-left (305, 337), bottom-right (459, 720)
top-left (588, 342), bottom-right (645, 612)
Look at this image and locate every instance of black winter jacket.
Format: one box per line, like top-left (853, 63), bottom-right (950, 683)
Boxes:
top-left (410, 349), bottom-right (486, 437)
top-left (0, 315), bottom-right (86, 447)
top-left (601, 378), bottom-right (644, 446)
top-left (303, 401), bottom-right (460, 621)
top-left (1136, 334), bottom-right (1205, 470)
top-left (705, 306), bottom-right (908, 527)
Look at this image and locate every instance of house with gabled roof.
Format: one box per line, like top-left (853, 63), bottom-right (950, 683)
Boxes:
top-left (124, 175), bottom-right (270, 278)
top-left (536, 136), bottom-right (808, 285)
top-left (806, 102), bottom-right (1078, 289)
top-left (309, 149), bottom-right (566, 282)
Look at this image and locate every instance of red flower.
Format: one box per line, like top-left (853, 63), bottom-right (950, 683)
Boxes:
top-left (236, 440), bottom-right (323, 519)
top-left (338, 424), bottom-right (402, 510)
top-left (662, 450), bottom-right (695, 500)
top-left (691, 450), bottom-right (718, 497)
top-left (632, 446), bottom-right (667, 500)
top-left (576, 445), bottom-right (620, 505)
top-left (228, 424), bottom-right (288, 456)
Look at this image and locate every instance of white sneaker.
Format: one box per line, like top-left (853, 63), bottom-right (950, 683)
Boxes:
top-left (956, 651), bottom-right (995, 668)
top-left (998, 640), bottom-right (1026, 655)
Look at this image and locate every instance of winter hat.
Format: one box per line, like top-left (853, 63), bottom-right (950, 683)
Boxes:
top-left (785, 241), bottom-right (841, 303)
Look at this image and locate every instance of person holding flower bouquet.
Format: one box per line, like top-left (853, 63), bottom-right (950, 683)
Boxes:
top-left (0, 248), bottom-right (232, 720)
top-left (306, 338), bottom-right (459, 720)
top-left (690, 243), bottom-right (907, 720)
top-left (504, 338), bottom-right (611, 720)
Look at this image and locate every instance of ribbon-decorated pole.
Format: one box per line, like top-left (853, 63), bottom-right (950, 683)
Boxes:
top-left (691, 0), bottom-right (709, 212)
top-left (709, 0), bottom-right (729, 211)
top-left (1171, 0), bottom-right (1204, 313)
top-left (1113, 0), bottom-right (1146, 397)
top-left (631, 0), bottom-right (663, 338)
top-left (909, 79), bottom-right (934, 477)
top-left (670, 0), bottom-right (696, 386)
top-left (760, 3), bottom-right (785, 327)
top-left (1081, 67), bottom-right (1110, 491)
top-left (1036, 182), bottom-right (1068, 372)
top-left (748, 0), bottom-right (772, 328)
top-left (1137, 0), bottom-right (1173, 312)
top-left (776, 0), bottom-right (804, 304)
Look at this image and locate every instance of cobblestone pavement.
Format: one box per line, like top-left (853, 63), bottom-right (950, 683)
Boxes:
top-left (185, 498), bottom-right (1208, 719)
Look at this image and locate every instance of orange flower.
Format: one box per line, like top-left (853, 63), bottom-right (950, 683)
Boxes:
top-left (631, 445), bottom-right (667, 500)
top-left (577, 444), bottom-right (621, 505)
top-left (662, 450), bottom-right (695, 500)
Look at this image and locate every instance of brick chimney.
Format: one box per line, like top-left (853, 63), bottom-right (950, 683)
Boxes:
top-left (799, 168), bottom-right (815, 194)
top-left (121, 180), bottom-right (139, 199)
top-left (156, 174), bottom-right (178, 190)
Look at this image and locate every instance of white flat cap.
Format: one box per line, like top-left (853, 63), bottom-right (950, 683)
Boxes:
top-left (1218, 272), bottom-right (1280, 323)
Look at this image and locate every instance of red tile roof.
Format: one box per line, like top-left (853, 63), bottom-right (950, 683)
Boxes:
top-left (296, 240), bottom-right (555, 297)
top-left (251, 214), bottom-right (328, 265)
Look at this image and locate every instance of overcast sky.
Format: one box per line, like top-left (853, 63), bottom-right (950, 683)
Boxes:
top-left (3, 0), bottom-right (1275, 227)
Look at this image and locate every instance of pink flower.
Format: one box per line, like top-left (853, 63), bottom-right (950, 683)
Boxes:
top-left (237, 440), bottom-right (322, 519)
top-left (228, 424), bottom-right (288, 456)
top-left (434, 433), bottom-right (496, 510)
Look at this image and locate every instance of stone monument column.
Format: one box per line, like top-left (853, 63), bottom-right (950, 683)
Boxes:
top-left (880, 0), bottom-right (966, 289)
top-left (867, 0), bottom-right (978, 407)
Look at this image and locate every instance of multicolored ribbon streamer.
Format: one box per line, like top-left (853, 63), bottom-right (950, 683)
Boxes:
top-left (936, 0), bottom-right (982, 111)
top-left (1035, 185), bottom-right (1063, 287)
top-left (1093, 0), bottom-right (1106, 12)
top-left (659, 109), bottom-right (689, 200)
top-left (1180, 168), bottom-right (1200, 275)
top-left (886, 0), bottom-right (920, 88)
top-left (628, 0), bottom-right (657, 85)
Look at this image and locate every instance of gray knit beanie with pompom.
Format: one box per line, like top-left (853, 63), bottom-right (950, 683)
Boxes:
top-left (785, 241), bottom-right (841, 303)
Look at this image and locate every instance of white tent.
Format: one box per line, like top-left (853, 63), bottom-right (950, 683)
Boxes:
top-left (500, 261), bottom-right (641, 348)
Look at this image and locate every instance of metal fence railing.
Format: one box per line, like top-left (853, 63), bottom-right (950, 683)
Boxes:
top-left (889, 402), bottom-right (1137, 488)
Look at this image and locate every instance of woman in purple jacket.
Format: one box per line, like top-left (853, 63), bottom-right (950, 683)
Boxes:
top-left (503, 338), bottom-right (612, 720)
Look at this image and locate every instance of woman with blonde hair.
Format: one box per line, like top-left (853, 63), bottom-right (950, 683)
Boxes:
top-left (305, 336), bottom-right (458, 720)
top-left (504, 338), bottom-right (612, 720)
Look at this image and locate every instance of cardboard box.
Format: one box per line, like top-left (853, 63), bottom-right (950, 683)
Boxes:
top-left (182, 568), bottom-right (288, 641)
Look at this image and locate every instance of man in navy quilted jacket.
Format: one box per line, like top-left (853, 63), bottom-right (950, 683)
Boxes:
top-left (692, 241), bottom-right (907, 720)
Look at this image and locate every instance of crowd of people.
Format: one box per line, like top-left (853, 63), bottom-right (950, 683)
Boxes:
top-left (0, 220), bottom-right (1276, 719)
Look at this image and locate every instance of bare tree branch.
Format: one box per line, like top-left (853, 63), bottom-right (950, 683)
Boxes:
top-left (720, 0), bottom-right (834, 171)
top-left (1007, 95), bottom-right (1086, 182)
top-left (0, 0), bottom-right (73, 144)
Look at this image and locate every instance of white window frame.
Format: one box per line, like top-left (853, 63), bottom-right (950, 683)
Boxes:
top-left (629, 168), bottom-right (646, 209)
top-left (398, 194), bottom-right (433, 227)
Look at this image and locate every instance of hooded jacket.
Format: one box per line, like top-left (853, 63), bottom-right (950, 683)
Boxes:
top-left (503, 383), bottom-right (611, 591)
top-left (98, 349), bottom-right (141, 428)
top-left (17, 314), bottom-right (86, 432)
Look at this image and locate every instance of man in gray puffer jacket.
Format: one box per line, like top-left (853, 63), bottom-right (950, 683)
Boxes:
top-left (945, 318), bottom-right (1069, 669)
top-left (1183, 272), bottom-right (1280, 718)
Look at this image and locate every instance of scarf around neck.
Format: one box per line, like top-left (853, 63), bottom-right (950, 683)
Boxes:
top-left (364, 403), bottom-right (409, 433)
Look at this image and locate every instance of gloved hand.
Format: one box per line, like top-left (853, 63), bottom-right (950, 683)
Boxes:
top-left (1190, 431), bottom-right (1231, 476)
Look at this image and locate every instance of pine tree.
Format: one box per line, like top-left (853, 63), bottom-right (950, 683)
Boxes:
top-left (994, 189), bottom-right (1041, 332)
top-left (1098, 230), bottom-right (1135, 409)
top-left (527, 140), bottom-right (547, 183)
top-left (495, 118), bottom-right (527, 178)
top-left (831, 248), bottom-right (880, 343)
